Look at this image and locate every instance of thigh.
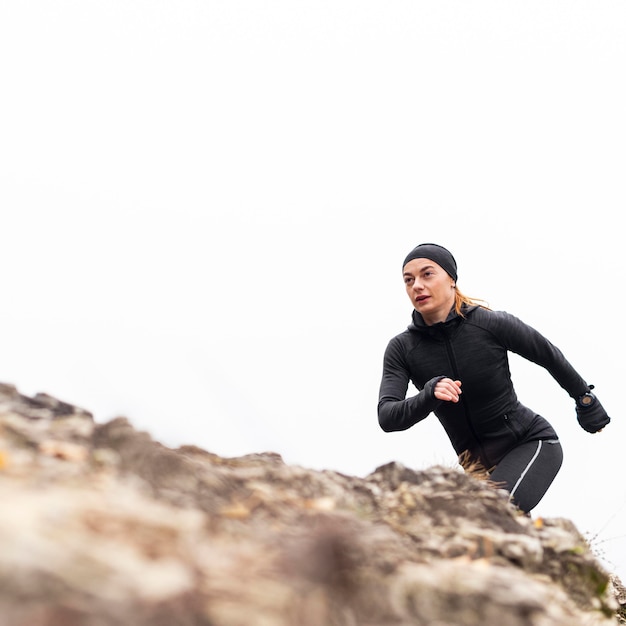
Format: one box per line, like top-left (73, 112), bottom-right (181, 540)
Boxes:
top-left (489, 439), bottom-right (563, 513)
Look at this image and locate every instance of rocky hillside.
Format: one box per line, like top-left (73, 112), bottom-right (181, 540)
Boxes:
top-left (0, 382), bottom-right (624, 626)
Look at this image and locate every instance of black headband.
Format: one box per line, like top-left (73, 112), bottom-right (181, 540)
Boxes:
top-left (402, 243), bottom-right (458, 281)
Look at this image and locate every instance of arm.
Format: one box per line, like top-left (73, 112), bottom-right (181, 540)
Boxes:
top-left (486, 310), bottom-right (610, 432)
top-left (486, 311), bottom-right (590, 399)
top-left (377, 338), bottom-right (445, 432)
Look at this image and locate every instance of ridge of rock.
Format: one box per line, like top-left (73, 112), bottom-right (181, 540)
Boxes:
top-left (0, 383), bottom-right (624, 626)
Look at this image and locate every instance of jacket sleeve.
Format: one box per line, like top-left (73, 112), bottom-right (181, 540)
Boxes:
top-left (377, 337), bottom-right (444, 432)
top-left (487, 311), bottom-right (590, 399)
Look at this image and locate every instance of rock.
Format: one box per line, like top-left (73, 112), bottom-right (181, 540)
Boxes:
top-left (0, 383), bottom-right (622, 625)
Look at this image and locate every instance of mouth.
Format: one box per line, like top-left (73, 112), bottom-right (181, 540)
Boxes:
top-left (415, 295), bottom-right (429, 304)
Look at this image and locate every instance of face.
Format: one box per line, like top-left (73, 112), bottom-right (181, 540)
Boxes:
top-left (403, 258), bottom-right (456, 325)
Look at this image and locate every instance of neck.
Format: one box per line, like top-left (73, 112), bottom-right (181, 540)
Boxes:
top-left (422, 295), bottom-right (456, 326)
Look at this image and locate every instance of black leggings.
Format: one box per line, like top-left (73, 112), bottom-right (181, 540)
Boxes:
top-left (489, 439), bottom-right (563, 513)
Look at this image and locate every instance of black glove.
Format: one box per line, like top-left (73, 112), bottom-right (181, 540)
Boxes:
top-left (576, 387), bottom-right (611, 433)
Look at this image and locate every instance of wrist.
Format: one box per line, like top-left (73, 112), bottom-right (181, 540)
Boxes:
top-left (577, 391), bottom-right (596, 408)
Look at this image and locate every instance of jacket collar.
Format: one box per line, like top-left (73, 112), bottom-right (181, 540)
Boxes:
top-left (408, 303), bottom-right (479, 331)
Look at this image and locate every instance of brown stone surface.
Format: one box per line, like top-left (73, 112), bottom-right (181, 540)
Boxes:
top-left (0, 382), bottom-right (624, 625)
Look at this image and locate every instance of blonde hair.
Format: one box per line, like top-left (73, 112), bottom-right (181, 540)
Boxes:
top-left (454, 287), bottom-right (490, 317)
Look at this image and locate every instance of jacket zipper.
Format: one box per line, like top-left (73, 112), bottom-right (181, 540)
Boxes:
top-left (443, 330), bottom-right (491, 467)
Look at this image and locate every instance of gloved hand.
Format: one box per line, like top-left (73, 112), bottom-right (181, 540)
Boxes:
top-left (576, 388), bottom-right (611, 433)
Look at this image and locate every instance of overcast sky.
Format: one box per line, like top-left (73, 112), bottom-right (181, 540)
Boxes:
top-left (2, 0), bottom-right (625, 580)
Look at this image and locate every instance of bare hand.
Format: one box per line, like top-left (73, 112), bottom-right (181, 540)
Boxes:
top-left (434, 378), bottom-right (462, 403)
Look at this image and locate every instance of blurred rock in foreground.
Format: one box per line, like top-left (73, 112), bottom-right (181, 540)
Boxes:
top-left (0, 382), bottom-right (624, 626)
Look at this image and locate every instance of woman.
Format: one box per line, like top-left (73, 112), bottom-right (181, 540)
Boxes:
top-left (378, 242), bottom-right (610, 513)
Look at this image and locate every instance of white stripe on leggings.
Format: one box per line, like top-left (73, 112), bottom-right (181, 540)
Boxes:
top-left (509, 440), bottom-right (543, 501)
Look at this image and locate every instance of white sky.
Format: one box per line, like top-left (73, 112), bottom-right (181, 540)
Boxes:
top-left (2, 0), bottom-right (625, 580)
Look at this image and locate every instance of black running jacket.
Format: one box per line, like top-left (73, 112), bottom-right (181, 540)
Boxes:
top-left (378, 304), bottom-right (590, 469)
